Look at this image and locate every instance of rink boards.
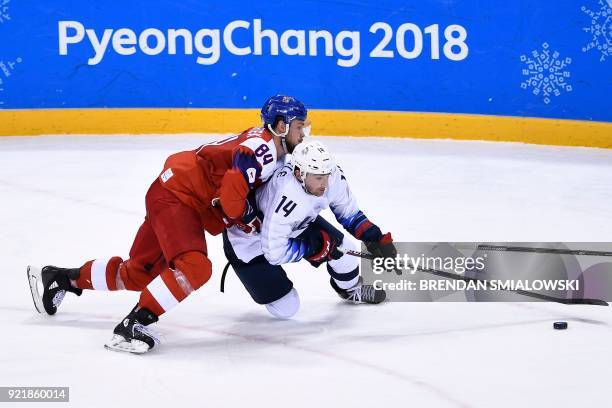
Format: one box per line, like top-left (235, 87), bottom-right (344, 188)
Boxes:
top-left (0, 1), bottom-right (611, 146)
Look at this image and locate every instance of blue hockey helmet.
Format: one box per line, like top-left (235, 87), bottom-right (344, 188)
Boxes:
top-left (260, 95), bottom-right (307, 129)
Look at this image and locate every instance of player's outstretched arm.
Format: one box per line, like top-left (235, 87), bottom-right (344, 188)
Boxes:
top-left (326, 166), bottom-right (397, 259)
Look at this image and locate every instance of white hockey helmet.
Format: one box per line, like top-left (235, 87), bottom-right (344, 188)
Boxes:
top-left (292, 140), bottom-right (335, 182)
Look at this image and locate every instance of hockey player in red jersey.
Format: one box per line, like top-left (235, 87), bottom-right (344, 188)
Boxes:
top-left (27, 95), bottom-right (308, 354)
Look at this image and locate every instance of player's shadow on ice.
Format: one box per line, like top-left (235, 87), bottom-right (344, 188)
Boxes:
top-left (22, 313), bottom-right (122, 331)
top-left (154, 304), bottom-right (370, 357)
top-left (18, 300), bottom-right (394, 358)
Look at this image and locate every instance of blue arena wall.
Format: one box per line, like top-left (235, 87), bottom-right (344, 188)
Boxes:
top-left (0, 0), bottom-right (610, 144)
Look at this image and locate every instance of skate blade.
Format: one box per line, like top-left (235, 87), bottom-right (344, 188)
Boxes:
top-left (26, 266), bottom-right (44, 314)
top-left (104, 335), bottom-right (151, 355)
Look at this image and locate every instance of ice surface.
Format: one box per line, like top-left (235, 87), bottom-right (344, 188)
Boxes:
top-left (1, 134), bottom-right (612, 408)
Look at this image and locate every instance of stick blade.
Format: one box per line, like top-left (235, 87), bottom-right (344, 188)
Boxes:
top-left (566, 298), bottom-right (608, 306)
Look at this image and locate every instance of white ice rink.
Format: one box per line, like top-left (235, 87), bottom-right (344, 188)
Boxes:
top-left (2, 134), bottom-right (612, 408)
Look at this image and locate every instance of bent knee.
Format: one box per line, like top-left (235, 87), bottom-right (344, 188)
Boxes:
top-left (173, 251), bottom-right (212, 290)
top-left (265, 288), bottom-right (300, 319)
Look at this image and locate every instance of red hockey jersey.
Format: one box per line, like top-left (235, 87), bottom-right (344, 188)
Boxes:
top-left (158, 127), bottom-right (280, 235)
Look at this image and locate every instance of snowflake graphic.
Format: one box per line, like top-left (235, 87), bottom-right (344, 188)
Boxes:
top-left (0, 56), bottom-right (22, 106)
top-left (520, 43), bottom-right (572, 105)
top-left (581, 0), bottom-right (612, 61)
top-left (0, 57), bottom-right (22, 78)
top-left (0, 0), bottom-right (10, 24)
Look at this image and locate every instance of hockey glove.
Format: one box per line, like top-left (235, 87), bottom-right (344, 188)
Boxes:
top-left (213, 195), bottom-right (262, 234)
top-left (306, 229), bottom-right (344, 267)
top-left (364, 232), bottom-right (399, 273)
top-left (235, 195), bottom-right (262, 234)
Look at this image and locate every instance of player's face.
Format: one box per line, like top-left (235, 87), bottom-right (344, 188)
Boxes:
top-left (285, 119), bottom-right (306, 153)
top-left (304, 173), bottom-right (330, 196)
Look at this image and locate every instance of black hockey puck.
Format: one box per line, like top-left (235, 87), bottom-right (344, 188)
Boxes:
top-left (553, 321), bottom-right (568, 330)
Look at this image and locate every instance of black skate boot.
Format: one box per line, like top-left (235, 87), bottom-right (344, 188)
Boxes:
top-left (104, 305), bottom-right (160, 354)
top-left (27, 265), bottom-right (82, 315)
top-left (330, 277), bottom-right (386, 304)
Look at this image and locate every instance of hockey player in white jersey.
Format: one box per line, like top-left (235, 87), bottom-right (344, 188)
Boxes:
top-left (223, 140), bottom-right (397, 318)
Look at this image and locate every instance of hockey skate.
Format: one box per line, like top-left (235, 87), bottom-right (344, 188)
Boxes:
top-left (330, 277), bottom-right (386, 304)
top-left (27, 265), bottom-right (82, 315)
top-left (104, 305), bottom-right (160, 355)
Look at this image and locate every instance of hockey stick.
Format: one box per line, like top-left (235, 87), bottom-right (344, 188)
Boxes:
top-left (220, 262), bottom-right (232, 293)
top-left (338, 247), bottom-right (608, 306)
top-left (473, 244), bottom-right (612, 258)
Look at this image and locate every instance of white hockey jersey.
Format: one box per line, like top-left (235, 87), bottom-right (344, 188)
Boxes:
top-left (226, 157), bottom-right (366, 264)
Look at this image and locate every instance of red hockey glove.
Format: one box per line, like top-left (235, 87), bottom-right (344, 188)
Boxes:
top-left (306, 230), bottom-right (344, 267)
top-left (213, 196), bottom-right (261, 234)
top-left (234, 196), bottom-right (262, 234)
